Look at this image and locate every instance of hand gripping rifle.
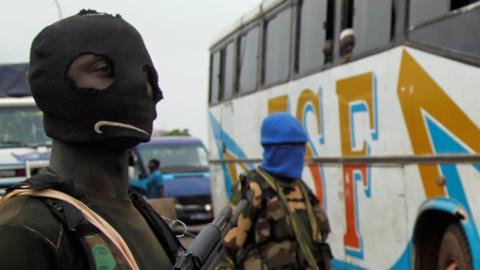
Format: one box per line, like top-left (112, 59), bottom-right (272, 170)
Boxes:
top-left (173, 173), bottom-right (250, 270)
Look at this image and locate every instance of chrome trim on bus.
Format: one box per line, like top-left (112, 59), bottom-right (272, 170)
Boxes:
top-left (210, 154), bottom-right (480, 165)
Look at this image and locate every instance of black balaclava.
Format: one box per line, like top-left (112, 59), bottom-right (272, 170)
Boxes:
top-left (29, 10), bottom-right (163, 150)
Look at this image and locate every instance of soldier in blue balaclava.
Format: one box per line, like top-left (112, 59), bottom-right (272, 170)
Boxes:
top-left (259, 112), bottom-right (309, 179)
top-left (219, 112), bottom-right (333, 270)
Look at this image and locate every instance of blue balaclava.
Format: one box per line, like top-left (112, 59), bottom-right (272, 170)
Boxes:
top-left (259, 112), bottom-right (307, 179)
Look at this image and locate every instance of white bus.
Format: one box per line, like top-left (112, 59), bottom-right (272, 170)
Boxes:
top-left (0, 64), bottom-right (51, 193)
top-left (207, 0), bottom-right (480, 269)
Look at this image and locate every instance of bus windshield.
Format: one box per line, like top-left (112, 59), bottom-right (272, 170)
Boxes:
top-left (138, 143), bottom-right (209, 173)
top-left (0, 107), bottom-right (51, 148)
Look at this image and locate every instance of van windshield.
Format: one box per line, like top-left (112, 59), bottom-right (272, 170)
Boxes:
top-left (0, 107), bottom-right (51, 148)
top-left (138, 143), bottom-right (209, 173)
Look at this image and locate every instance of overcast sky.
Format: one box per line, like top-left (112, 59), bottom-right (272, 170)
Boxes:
top-left (0, 0), bottom-right (262, 145)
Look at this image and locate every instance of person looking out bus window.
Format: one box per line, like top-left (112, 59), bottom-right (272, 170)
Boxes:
top-left (340, 0), bottom-right (354, 63)
top-left (340, 28), bottom-right (355, 63)
top-left (323, 39), bottom-right (333, 64)
top-left (217, 112), bottom-right (333, 270)
top-left (0, 10), bottom-right (182, 269)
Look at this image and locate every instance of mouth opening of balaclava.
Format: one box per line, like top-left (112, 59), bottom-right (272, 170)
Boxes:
top-left (260, 143), bottom-right (306, 179)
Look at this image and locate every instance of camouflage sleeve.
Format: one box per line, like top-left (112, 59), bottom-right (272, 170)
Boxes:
top-left (303, 181), bottom-right (331, 241)
top-left (220, 177), bottom-right (263, 267)
top-left (314, 203), bottom-right (331, 241)
top-left (214, 256), bottom-right (235, 270)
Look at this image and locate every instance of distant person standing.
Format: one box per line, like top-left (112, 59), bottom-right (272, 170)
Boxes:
top-left (128, 158), bottom-right (164, 198)
top-left (146, 159), bottom-right (164, 198)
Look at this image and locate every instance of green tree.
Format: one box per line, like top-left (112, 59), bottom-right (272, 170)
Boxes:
top-left (164, 129), bottom-right (190, 136)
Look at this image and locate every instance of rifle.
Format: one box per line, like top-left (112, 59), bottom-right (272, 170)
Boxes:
top-left (173, 173), bottom-right (250, 270)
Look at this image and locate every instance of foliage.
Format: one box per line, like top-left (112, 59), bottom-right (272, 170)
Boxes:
top-left (164, 128), bottom-right (190, 136)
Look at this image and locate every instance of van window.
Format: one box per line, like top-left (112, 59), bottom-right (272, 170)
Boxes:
top-left (298, 0), bottom-right (328, 74)
top-left (138, 143), bottom-right (209, 173)
top-left (263, 7), bottom-right (292, 86)
top-left (238, 26), bottom-right (260, 94)
top-left (223, 41), bottom-right (236, 100)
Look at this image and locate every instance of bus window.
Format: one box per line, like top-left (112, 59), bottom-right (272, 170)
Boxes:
top-left (451, 0), bottom-right (480, 10)
top-left (324, 0), bottom-right (335, 64)
top-left (409, 0), bottom-right (449, 26)
top-left (209, 50), bottom-right (222, 104)
top-left (339, 0), bottom-right (354, 62)
top-left (356, 0), bottom-right (393, 57)
top-left (409, 0), bottom-right (480, 27)
top-left (408, 6), bottom-right (480, 59)
top-left (223, 41), bottom-right (236, 100)
top-left (263, 7), bottom-right (292, 86)
top-left (340, 0), bottom-right (393, 62)
top-left (342, 0), bottom-right (354, 30)
top-left (297, 0), bottom-right (328, 74)
top-left (238, 26), bottom-right (260, 94)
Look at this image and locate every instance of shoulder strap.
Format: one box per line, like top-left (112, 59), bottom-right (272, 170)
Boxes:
top-left (7, 173), bottom-right (183, 266)
top-left (2, 188), bottom-right (139, 270)
top-left (255, 168), bottom-right (321, 242)
top-left (255, 168), bottom-right (320, 270)
top-left (298, 181), bottom-right (320, 243)
top-left (7, 172), bottom-right (65, 192)
top-left (129, 190), bottom-right (184, 262)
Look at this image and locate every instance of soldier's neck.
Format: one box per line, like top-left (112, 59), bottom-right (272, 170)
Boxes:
top-left (49, 139), bottom-right (130, 199)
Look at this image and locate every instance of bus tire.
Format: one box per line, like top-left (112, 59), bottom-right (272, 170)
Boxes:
top-left (437, 223), bottom-right (472, 270)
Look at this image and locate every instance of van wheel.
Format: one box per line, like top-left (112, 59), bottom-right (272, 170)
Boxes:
top-left (437, 223), bottom-right (472, 270)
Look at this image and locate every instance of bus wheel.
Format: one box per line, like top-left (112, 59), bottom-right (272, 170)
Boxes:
top-left (437, 223), bottom-right (472, 270)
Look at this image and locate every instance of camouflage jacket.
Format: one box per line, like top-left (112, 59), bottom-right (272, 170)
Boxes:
top-left (221, 168), bottom-right (332, 270)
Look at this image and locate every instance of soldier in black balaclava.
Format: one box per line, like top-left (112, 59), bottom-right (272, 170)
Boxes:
top-left (0, 10), bottom-right (182, 270)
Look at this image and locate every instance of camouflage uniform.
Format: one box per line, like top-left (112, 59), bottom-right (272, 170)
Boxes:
top-left (221, 168), bottom-right (332, 270)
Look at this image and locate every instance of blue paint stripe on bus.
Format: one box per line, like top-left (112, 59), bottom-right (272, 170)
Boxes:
top-left (209, 113), bottom-right (253, 198)
top-left (424, 115), bottom-right (480, 269)
top-left (390, 241), bottom-right (412, 269)
top-left (331, 259), bottom-right (368, 270)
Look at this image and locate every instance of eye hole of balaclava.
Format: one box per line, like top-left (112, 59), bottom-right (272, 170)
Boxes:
top-left (143, 65), bottom-right (163, 102)
top-left (67, 53), bottom-right (115, 90)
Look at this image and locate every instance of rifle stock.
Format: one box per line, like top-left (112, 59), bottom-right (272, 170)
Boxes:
top-left (173, 174), bottom-right (249, 270)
